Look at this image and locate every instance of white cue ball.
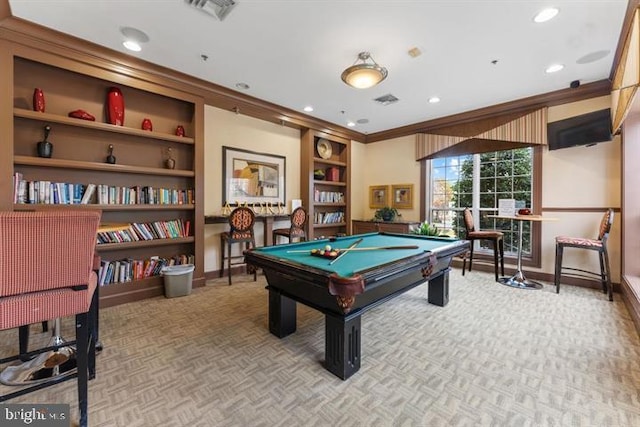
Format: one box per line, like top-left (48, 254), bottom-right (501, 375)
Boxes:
top-left (325, 245), bottom-right (332, 251)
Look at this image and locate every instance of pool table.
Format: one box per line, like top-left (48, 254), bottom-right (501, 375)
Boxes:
top-left (244, 232), bottom-right (469, 380)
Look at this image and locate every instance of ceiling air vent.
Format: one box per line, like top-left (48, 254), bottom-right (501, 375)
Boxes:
top-left (373, 94), bottom-right (399, 106)
top-left (184, 0), bottom-right (237, 21)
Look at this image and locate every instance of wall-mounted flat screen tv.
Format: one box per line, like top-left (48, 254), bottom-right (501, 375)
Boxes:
top-left (547, 108), bottom-right (613, 151)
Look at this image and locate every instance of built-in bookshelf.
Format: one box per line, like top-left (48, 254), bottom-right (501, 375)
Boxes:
top-left (1, 44), bottom-right (204, 308)
top-left (300, 129), bottom-right (351, 239)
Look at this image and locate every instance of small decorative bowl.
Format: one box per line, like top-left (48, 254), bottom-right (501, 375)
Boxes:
top-left (518, 208), bottom-right (531, 215)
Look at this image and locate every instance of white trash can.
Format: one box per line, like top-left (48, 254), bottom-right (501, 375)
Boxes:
top-left (161, 264), bottom-right (194, 298)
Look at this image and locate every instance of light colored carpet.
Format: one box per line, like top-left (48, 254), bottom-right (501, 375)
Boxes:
top-left (1, 268), bottom-right (639, 427)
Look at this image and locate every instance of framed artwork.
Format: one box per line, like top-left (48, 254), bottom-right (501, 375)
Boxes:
top-left (222, 146), bottom-right (286, 205)
top-left (391, 184), bottom-right (413, 209)
top-left (369, 185), bottom-right (389, 209)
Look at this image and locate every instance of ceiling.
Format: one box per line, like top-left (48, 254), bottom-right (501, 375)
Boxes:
top-left (7, 0), bottom-right (628, 135)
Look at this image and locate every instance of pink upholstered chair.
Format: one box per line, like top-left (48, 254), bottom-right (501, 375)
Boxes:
top-left (273, 207), bottom-right (308, 245)
top-left (0, 210), bottom-right (101, 427)
top-left (554, 209), bottom-right (614, 300)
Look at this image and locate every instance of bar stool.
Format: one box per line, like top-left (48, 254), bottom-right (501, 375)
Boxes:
top-left (273, 207), bottom-right (308, 245)
top-left (220, 207), bottom-right (257, 285)
top-left (462, 208), bottom-right (505, 281)
top-left (554, 209), bottom-right (614, 300)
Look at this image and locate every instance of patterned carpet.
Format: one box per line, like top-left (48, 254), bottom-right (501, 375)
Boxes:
top-left (1, 268), bottom-right (639, 427)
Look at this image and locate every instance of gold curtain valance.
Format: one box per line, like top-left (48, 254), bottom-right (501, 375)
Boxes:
top-left (415, 108), bottom-right (548, 161)
top-left (611, 7), bottom-right (640, 134)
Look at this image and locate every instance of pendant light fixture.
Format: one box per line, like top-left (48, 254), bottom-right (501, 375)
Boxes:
top-left (341, 52), bottom-right (388, 89)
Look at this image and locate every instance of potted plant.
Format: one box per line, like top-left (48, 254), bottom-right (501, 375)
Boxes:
top-left (411, 221), bottom-right (440, 236)
top-left (374, 206), bottom-right (398, 222)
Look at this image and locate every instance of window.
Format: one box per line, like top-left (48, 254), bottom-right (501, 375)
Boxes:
top-left (429, 148), bottom-right (534, 257)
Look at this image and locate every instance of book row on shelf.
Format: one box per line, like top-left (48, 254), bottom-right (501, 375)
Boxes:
top-left (314, 190), bottom-right (344, 203)
top-left (313, 211), bottom-right (344, 225)
top-left (96, 219), bottom-right (191, 244)
top-left (98, 254), bottom-right (195, 286)
top-left (12, 173), bottom-right (194, 205)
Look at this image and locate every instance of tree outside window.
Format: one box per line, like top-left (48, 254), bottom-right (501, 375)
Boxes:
top-left (430, 148), bottom-right (533, 256)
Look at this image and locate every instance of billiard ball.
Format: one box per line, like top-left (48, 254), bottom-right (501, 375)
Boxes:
top-left (325, 245), bottom-right (332, 252)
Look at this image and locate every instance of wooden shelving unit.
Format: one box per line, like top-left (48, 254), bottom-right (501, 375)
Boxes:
top-left (301, 129), bottom-right (351, 239)
top-left (2, 49), bottom-right (204, 308)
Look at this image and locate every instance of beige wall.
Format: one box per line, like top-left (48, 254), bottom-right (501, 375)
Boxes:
top-left (203, 96), bottom-right (621, 280)
top-left (355, 96), bottom-right (620, 279)
top-left (203, 105), bottom-right (301, 272)
top-left (356, 135), bottom-right (422, 222)
top-left (540, 96), bottom-right (621, 280)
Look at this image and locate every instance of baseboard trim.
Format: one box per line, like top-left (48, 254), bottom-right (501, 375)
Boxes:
top-left (621, 275), bottom-right (640, 337)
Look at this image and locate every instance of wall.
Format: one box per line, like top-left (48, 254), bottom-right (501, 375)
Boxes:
top-left (203, 105), bottom-right (301, 273)
top-left (355, 96), bottom-right (621, 279)
top-left (356, 135), bottom-right (422, 222)
top-left (202, 96), bottom-right (620, 281)
top-left (541, 96), bottom-right (621, 281)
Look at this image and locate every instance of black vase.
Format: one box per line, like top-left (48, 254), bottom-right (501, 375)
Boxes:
top-left (37, 141), bottom-right (52, 158)
top-left (37, 125), bottom-right (53, 158)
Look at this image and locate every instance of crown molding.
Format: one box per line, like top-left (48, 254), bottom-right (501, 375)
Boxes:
top-left (365, 80), bottom-right (611, 143)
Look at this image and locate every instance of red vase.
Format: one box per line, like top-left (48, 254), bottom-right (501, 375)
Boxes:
top-left (33, 88), bottom-right (45, 112)
top-left (106, 87), bottom-right (125, 126)
top-left (175, 125), bottom-right (185, 137)
top-left (141, 118), bottom-right (153, 131)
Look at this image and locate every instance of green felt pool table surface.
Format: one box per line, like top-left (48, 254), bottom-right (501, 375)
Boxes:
top-left (251, 232), bottom-right (461, 278)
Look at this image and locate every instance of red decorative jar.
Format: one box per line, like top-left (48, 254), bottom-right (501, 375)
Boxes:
top-left (325, 167), bottom-right (340, 182)
top-left (33, 88), bottom-right (45, 112)
top-left (141, 118), bottom-right (153, 131)
top-left (106, 87), bottom-right (125, 126)
top-left (175, 125), bottom-right (185, 137)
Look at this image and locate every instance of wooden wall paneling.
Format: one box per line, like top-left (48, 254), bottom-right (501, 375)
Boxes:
top-left (0, 40), bottom-right (13, 211)
top-left (6, 42), bottom-right (205, 307)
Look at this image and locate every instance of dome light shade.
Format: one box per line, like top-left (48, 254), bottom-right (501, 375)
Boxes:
top-left (341, 52), bottom-right (388, 89)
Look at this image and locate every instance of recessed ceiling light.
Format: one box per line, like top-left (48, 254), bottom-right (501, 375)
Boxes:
top-left (428, 97), bottom-right (440, 104)
top-left (120, 26), bottom-right (149, 52)
top-left (122, 40), bottom-right (142, 52)
top-left (347, 121), bottom-right (356, 127)
top-left (356, 118), bottom-right (369, 124)
top-left (545, 64), bottom-right (564, 73)
top-left (534, 8), bottom-right (559, 23)
top-left (235, 82), bottom-right (250, 90)
top-left (303, 106), bottom-right (314, 112)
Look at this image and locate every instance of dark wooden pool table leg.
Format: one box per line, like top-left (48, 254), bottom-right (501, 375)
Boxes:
top-left (427, 268), bottom-right (450, 307)
top-left (268, 288), bottom-right (297, 338)
top-left (324, 313), bottom-right (361, 380)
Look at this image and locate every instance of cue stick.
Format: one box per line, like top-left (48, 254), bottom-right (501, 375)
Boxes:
top-left (285, 245), bottom-right (419, 253)
top-left (328, 238), bottom-right (363, 265)
top-left (335, 245), bottom-right (419, 252)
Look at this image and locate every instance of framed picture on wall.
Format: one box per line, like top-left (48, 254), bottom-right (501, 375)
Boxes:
top-left (222, 146), bottom-right (286, 205)
top-left (391, 184), bottom-right (413, 209)
top-left (369, 185), bottom-right (389, 209)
